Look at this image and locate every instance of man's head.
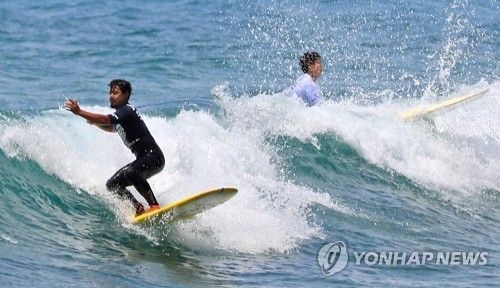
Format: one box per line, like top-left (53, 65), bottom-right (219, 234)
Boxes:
top-left (299, 51), bottom-right (322, 80)
top-left (109, 79), bottom-right (132, 108)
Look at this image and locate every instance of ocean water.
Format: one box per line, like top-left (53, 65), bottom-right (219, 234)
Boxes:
top-left (0, 0), bottom-right (499, 287)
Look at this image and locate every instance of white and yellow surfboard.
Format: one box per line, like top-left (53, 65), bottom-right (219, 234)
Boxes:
top-left (398, 88), bottom-right (489, 121)
top-left (134, 187), bottom-right (238, 224)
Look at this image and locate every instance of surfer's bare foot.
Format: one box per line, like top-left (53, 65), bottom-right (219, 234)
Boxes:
top-left (147, 204), bottom-right (160, 213)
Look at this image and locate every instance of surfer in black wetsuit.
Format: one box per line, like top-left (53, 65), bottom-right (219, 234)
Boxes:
top-left (65, 79), bottom-right (164, 216)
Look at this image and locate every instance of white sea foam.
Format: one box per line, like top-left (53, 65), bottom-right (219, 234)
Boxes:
top-left (215, 80), bottom-right (499, 195)
top-left (0, 104), bottom-right (338, 254)
top-left (0, 80), bottom-right (497, 253)
top-left (1, 233), bottom-right (18, 244)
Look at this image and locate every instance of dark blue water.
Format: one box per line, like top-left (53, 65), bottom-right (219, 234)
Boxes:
top-left (1, 0), bottom-right (498, 286)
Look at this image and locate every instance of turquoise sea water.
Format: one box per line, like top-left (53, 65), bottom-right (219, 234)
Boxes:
top-left (0, 0), bottom-right (499, 287)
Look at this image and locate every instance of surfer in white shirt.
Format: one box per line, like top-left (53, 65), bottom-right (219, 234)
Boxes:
top-left (290, 51), bottom-right (325, 106)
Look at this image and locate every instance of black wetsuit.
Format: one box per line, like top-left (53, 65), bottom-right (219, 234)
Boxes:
top-left (105, 104), bottom-right (164, 209)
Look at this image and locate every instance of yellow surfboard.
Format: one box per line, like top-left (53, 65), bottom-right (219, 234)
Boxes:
top-left (134, 187), bottom-right (238, 224)
top-left (398, 88), bottom-right (489, 121)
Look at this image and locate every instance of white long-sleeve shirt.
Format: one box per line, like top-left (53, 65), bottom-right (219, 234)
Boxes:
top-left (291, 74), bottom-right (325, 106)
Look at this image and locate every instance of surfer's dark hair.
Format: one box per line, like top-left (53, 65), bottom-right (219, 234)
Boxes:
top-left (299, 51), bottom-right (321, 73)
top-left (109, 79), bottom-right (132, 99)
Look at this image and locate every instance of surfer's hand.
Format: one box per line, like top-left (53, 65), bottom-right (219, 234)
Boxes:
top-left (64, 98), bottom-right (81, 115)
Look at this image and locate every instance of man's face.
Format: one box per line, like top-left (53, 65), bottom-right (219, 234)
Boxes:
top-left (109, 85), bottom-right (128, 108)
top-left (308, 58), bottom-right (323, 80)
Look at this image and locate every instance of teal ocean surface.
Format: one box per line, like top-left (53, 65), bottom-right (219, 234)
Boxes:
top-left (0, 1), bottom-right (498, 287)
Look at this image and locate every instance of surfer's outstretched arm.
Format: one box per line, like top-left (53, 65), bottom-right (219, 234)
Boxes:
top-left (64, 98), bottom-right (114, 132)
top-left (86, 120), bottom-right (115, 132)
